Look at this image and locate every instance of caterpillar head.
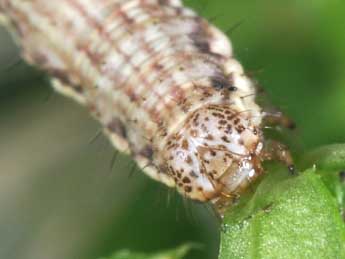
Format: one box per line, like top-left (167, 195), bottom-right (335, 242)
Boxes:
top-left (163, 104), bottom-right (263, 203)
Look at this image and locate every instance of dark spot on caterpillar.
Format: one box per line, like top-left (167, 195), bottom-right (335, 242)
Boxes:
top-left (182, 176), bottom-right (191, 183)
top-left (190, 170), bottom-right (198, 178)
top-left (201, 124), bottom-right (208, 132)
top-left (189, 27), bottom-right (211, 53)
top-left (158, 0), bottom-right (171, 6)
top-left (227, 113), bottom-right (237, 120)
top-left (233, 118), bottom-right (240, 124)
top-left (139, 145), bottom-right (154, 160)
top-left (182, 139), bottom-right (189, 150)
top-left (193, 40), bottom-right (210, 53)
top-left (190, 129), bottom-right (198, 137)
top-left (175, 134), bottom-right (182, 141)
top-left (225, 125), bottom-right (232, 134)
top-left (119, 9), bottom-right (134, 25)
top-left (153, 63), bottom-right (164, 70)
top-left (225, 153), bottom-right (233, 159)
top-left (236, 125), bottom-right (245, 133)
top-left (208, 172), bottom-right (214, 180)
top-left (221, 136), bottom-right (230, 143)
top-left (206, 134), bottom-right (214, 140)
top-left (169, 166), bottom-right (175, 173)
top-left (107, 118), bottom-right (127, 138)
top-left (219, 119), bottom-right (227, 125)
top-left (193, 113), bottom-right (200, 126)
top-left (160, 128), bottom-right (168, 137)
top-left (73, 85), bottom-right (83, 93)
top-left (210, 76), bottom-right (232, 90)
top-left (210, 150), bottom-right (217, 156)
top-left (186, 155), bottom-right (193, 164)
top-left (209, 105), bottom-right (225, 112)
top-left (212, 112), bottom-right (225, 119)
top-left (184, 186), bottom-right (192, 193)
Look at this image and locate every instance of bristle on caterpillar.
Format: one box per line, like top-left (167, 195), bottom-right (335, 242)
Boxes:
top-left (0, 0), bottom-right (293, 215)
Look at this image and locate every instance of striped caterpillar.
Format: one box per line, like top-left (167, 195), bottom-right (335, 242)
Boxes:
top-left (0, 0), bottom-right (293, 214)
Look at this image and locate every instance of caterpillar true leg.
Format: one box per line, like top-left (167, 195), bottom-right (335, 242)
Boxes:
top-left (260, 139), bottom-right (295, 173)
top-left (263, 110), bottom-right (296, 130)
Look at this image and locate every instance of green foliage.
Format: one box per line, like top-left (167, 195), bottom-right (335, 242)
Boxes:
top-left (301, 144), bottom-right (345, 222)
top-left (301, 144), bottom-right (345, 171)
top-left (219, 144), bottom-right (345, 259)
top-left (100, 244), bottom-right (194, 259)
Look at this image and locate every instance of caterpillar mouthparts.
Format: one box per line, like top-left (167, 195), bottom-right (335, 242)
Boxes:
top-left (0, 0), bottom-right (294, 214)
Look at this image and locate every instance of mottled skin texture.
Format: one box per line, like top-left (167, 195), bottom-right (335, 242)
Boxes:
top-left (0, 0), bottom-right (292, 212)
top-left (162, 105), bottom-right (263, 201)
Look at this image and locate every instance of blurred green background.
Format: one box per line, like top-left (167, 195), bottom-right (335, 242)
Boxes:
top-left (0, 1), bottom-right (344, 259)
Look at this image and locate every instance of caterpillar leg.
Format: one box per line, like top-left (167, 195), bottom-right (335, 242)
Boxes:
top-left (263, 110), bottom-right (296, 130)
top-left (260, 140), bottom-right (295, 174)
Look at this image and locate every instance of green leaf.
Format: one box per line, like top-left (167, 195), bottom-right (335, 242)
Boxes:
top-left (300, 143), bottom-right (345, 171)
top-left (300, 144), bottom-right (345, 221)
top-left (100, 244), bottom-right (195, 259)
top-left (219, 166), bottom-right (345, 259)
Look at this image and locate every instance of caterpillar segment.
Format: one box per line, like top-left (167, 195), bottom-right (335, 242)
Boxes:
top-left (0, 0), bottom-right (293, 213)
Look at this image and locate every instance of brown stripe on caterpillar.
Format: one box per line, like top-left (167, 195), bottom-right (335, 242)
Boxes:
top-left (64, 0), bottom-right (197, 121)
top-left (0, 0), bottom-right (294, 215)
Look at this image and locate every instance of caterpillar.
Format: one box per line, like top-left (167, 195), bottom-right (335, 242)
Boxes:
top-left (0, 0), bottom-right (293, 214)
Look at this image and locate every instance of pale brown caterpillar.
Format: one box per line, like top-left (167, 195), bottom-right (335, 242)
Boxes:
top-left (0, 0), bottom-right (293, 213)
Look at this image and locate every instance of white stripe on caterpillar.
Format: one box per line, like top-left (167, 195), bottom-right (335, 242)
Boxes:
top-left (0, 0), bottom-right (293, 213)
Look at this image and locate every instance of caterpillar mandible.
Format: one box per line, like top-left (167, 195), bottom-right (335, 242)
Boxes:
top-left (0, 0), bottom-right (293, 214)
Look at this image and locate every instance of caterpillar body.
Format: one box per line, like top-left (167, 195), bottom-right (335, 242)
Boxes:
top-left (0, 0), bottom-right (293, 212)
